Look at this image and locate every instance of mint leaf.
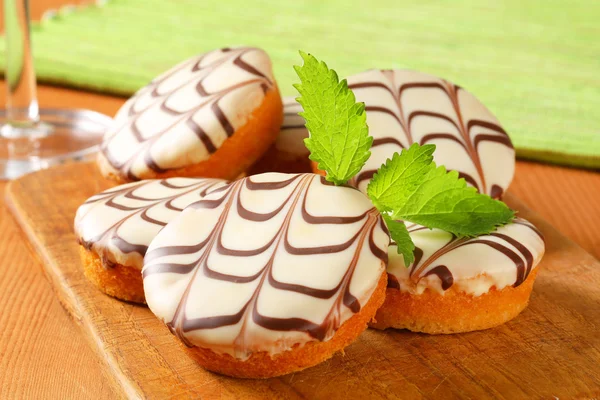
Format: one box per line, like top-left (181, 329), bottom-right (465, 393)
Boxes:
top-left (383, 215), bottom-right (415, 266)
top-left (293, 51), bottom-right (372, 185)
top-left (367, 144), bottom-right (436, 212)
top-left (369, 143), bottom-right (515, 237)
top-left (392, 168), bottom-right (515, 236)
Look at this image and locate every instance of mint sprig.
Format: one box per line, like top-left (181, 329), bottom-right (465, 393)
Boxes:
top-left (383, 215), bottom-right (416, 265)
top-left (293, 51), bottom-right (372, 185)
top-left (367, 144), bottom-right (437, 212)
top-left (368, 143), bottom-right (515, 237)
top-left (293, 52), bottom-right (515, 265)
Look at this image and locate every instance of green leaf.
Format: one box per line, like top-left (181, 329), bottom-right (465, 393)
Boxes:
top-left (367, 143), bottom-right (436, 212)
top-left (383, 215), bottom-right (415, 266)
top-left (293, 51), bottom-right (372, 185)
top-left (368, 143), bottom-right (515, 237)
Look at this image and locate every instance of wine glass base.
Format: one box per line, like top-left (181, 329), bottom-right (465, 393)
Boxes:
top-left (0, 108), bottom-right (113, 180)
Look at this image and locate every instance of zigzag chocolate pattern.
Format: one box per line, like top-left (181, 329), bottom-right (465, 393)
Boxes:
top-left (142, 173), bottom-right (388, 359)
top-left (387, 218), bottom-right (545, 296)
top-left (347, 69), bottom-right (515, 198)
top-left (100, 47), bottom-right (275, 181)
top-left (74, 177), bottom-right (228, 269)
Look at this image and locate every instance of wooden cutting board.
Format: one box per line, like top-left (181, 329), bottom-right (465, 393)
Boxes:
top-left (5, 162), bottom-right (600, 399)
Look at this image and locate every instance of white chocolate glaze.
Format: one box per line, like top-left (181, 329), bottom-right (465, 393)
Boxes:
top-left (142, 173), bottom-right (388, 359)
top-left (98, 47), bottom-right (276, 181)
top-left (388, 218), bottom-right (545, 296)
top-left (347, 69), bottom-right (515, 198)
top-left (74, 178), bottom-right (228, 269)
top-left (274, 97), bottom-right (309, 157)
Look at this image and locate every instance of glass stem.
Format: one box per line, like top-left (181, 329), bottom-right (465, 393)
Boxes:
top-left (4, 0), bottom-right (39, 127)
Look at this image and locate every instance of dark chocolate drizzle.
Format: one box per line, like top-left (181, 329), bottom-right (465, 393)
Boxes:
top-left (143, 173), bottom-right (388, 351)
top-left (424, 266), bottom-right (454, 291)
top-left (391, 219), bottom-right (544, 291)
top-left (75, 178), bottom-right (227, 268)
top-left (100, 47), bottom-right (274, 180)
top-left (348, 70), bottom-right (513, 198)
top-left (282, 98), bottom-right (304, 126)
top-left (276, 97), bottom-right (310, 156)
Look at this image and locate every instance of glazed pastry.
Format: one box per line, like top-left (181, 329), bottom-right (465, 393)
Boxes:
top-left (249, 97), bottom-right (311, 174)
top-left (142, 173), bottom-right (389, 378)
top-left (98, 47), bottom-right (283, 183)
top-left (74, 177), bottom-right (228, 303)
top-left (344, 69), bottom-right (515, 198)
top-left (370, 218), bottom-right (545, 333)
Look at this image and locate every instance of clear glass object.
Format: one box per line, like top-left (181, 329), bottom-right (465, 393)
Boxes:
top-left (0, 0), bottom-right (112, 179)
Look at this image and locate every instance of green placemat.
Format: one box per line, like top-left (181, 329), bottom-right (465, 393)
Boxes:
top-left (1, 0), bottom-right (599, 168)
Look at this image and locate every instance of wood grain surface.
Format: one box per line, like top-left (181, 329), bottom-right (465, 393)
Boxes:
top-left (0, 180), bottom-right (118, 400)
top-left (4, 162), bottom-right (600, 399)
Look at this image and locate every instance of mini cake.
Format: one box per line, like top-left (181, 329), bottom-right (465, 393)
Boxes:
top-left (249, 97), bottom-right (311, 174)
top-left (142, 173), bottom-right (389, 378)
top-left (370, 218), bottom-right (545, 333)
top-left (74, 177), bottom-right (228, 303)
top-left (98, 47), bottom-right (283, 183)
top-left (344, 69), bottom-right (515, 198)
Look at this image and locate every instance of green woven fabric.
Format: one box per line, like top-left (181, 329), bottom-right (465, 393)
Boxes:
top-left (1, 0), bottom-right (599, 168)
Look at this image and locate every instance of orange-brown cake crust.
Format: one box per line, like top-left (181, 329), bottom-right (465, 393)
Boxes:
top-left (101, 86), bottom-right (283, 184)
top-left (79, 246), bottom-right (145, 304)
top-left (183, 271), bottom-right (387, 379)
top-left (370, 268), bottom-right (539, 334)
top-left (311, 160), bottom-right (325, 176)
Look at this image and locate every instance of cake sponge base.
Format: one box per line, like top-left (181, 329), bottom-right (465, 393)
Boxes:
top-left (370, 269), bottom-right (539, 334)
top-left (79, 246), bottom-right (145, 304)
